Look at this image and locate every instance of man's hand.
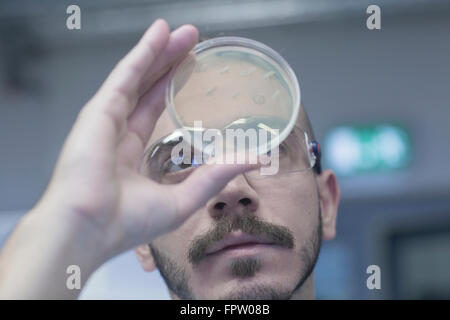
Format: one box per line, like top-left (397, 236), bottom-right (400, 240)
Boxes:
top-left (0, 19), bottom-right (255, 299)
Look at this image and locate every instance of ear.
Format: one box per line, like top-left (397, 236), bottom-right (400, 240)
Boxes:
top-left (316, 169), bottom-right (340, 241)
top-left (134, 244), bottom-right (157, 272)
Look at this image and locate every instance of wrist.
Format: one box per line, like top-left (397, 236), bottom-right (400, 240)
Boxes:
top-left (0, 205), bottom-right (110, 299)
top-left (15, 203), bottom-right (112, 296)
top-left (27, 201), bottom-right (112, 266)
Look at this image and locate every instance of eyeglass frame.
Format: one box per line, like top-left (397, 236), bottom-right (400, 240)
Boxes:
top-left (141, 125), bottom-right (322, 181)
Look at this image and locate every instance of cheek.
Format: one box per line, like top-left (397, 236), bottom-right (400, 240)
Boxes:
top-left (254, 176), bottom-right (319, 242)
top-left (152, 222), bottom-right (194, 263)
top-left (151, 209), bottom-right (212, 265)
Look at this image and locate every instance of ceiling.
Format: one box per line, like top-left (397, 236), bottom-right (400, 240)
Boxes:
top-left (1, 0), bottom-right (450, 41)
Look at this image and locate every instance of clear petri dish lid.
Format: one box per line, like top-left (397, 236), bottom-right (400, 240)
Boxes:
top-left (165, 36), bottom-right (301, 156)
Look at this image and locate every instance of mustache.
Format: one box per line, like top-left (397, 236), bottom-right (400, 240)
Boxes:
top-left (188, 214), bottom-right (295, 266)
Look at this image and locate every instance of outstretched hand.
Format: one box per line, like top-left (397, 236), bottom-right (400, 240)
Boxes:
top-left (37, 19), bottom-right (257, 256)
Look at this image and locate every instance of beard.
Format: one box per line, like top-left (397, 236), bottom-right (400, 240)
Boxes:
top-left (149, 211), bottom-right (322, 300)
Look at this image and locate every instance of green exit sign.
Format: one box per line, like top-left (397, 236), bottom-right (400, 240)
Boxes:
top-left (324, 124), bottom-right (412, 176)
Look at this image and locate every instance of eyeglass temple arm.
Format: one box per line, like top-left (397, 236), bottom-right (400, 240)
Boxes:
top-left (311, 141), bottom-right (322, 174)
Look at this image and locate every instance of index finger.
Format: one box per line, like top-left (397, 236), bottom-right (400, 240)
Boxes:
top-left (95, 19), bottom-right (171, 119)
top-left (59, 19), bottom-right (171, 165)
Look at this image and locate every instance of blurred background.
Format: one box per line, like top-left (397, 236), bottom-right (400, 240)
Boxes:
top-left (1, 0), bottom-right (450, 299)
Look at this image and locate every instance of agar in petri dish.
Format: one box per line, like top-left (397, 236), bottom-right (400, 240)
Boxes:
top-left (166, 37), bottom-right (300, 156)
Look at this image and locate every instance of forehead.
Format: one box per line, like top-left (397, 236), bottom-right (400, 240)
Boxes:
top-left (145, 105), bottom-right (308, 152)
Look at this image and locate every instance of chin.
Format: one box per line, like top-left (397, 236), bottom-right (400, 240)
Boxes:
top-left (213, 281), bottom-right (293, 300)
top-left (194, 273), bottom-right (295, 300)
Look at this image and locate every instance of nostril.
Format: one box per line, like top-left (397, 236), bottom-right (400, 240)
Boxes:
top-left (214, 202), bottom-right (226, 210)
top-left (239, 198), bottom-right (252, 206)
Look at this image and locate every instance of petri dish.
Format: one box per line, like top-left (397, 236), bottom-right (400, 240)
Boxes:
top-left (165, 36), bottom-right (301, 157)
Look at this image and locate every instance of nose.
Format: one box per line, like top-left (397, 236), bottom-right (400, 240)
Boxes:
top-left (206, 174), bottom-right (259, 220)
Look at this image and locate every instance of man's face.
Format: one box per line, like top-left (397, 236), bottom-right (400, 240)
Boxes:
top-left (135, 109), bottom-right (334, 300)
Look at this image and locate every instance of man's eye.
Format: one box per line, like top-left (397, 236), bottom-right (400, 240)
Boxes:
top-left (162, 154), bottom-right (201, 174)
top-left (162, 158), bottom-right (188, 173)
